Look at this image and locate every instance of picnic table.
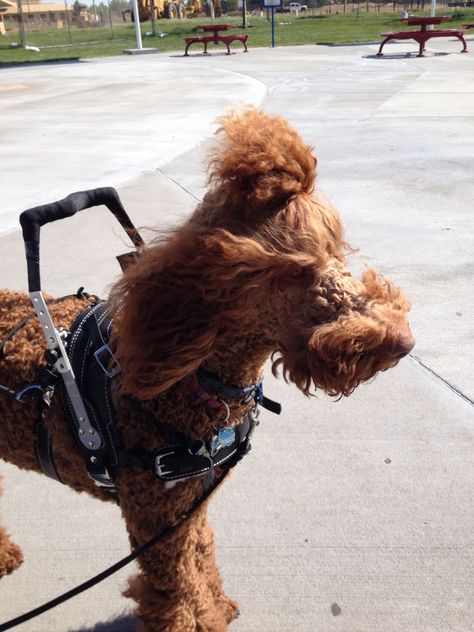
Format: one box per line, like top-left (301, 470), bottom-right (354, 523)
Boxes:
top-left (184, 23), bottom-right (249, 56)
top-left (377, 15), bottom-right (468, 57)
top-left (201, 23), bottom-right (232, 35)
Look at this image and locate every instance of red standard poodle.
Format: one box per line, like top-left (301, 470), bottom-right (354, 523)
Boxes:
top-left (0, 109), bottom-right (414, 631)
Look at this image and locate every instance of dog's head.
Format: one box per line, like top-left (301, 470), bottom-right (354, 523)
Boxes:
top-left (271, 261), bottom-right (414, 397)
top-left (202, 109), bottom-right (414, 396)
top-left (112, 109), bottom-right (414, 399)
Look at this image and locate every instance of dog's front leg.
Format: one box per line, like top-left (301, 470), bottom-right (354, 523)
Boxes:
top-left (118, 471), bottom-right (231, 632)
top-left (195, 511), bottom-right (239, 626)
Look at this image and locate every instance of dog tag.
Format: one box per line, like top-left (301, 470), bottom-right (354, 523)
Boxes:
top-left (210, 426), bottom-right (235, 457)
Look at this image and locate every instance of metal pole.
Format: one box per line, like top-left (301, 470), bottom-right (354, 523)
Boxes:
top-left (430, 0), bottom-right (436, 16)
top-left (242, 0), bottom-right (247, 28)
top-left (64, 0), bottom-right (72, 44)
top-left (150, 0), bottom-right (156, 36)
top-left (271, 5), bottom-right (275, 46)
top-left (131, 0), bottom-right (143, 48)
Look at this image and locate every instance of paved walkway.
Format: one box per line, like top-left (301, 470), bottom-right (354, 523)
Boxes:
top-left (0, 39), bottom-right (473, 631)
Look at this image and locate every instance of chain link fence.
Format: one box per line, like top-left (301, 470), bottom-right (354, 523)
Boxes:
top-left (2, 1), bottom-right (131, 48)
top-left (0, 0), bottom-right (467, 50)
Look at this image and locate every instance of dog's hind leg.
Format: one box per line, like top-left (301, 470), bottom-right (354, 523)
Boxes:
top-left (0, 480), bottom-right (24, 577)
top-left (0, 525), bottom-right (23, 577)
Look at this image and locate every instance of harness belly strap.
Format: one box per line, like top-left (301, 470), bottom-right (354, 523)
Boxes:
top-left (36, 414), bottom-right (63, 483)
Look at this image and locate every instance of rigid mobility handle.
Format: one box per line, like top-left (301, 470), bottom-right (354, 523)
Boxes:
top-left (19, 187), bottom-right (145, 293)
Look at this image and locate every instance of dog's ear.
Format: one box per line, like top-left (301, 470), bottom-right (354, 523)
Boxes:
top-left (207, 108), bottom-right (317, 218)
top-left (110, 225), bottom-right (289, 399)
top-left (274, 314), bottom-right (387, 397)
top-left (110, 236), bottom-right (219, 400)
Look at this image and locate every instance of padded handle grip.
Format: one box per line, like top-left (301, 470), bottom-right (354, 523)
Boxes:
top-left (19, 187), bottom-right (144, 292)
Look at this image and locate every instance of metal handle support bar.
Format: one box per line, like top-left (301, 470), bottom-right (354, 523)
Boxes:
top-left (30, 291), bottom-right (102, 451)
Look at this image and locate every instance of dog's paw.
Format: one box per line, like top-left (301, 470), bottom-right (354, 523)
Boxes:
top-left (220, 597), bottom-right (240, 624)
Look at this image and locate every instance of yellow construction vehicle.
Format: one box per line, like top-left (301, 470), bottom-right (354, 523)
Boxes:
top-left (122, 0), bottom-right (185, 21)
top-left (122, 0), bottom-right (223, 21)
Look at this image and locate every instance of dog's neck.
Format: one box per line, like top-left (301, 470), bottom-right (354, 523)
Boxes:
top-left (121, 330), bottom-right (275, 443)
top-left (202, 329), bottom-right (274, 389)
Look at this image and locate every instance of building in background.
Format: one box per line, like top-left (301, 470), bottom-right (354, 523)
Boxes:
top-left (0, 0), bottom-right (95, 31)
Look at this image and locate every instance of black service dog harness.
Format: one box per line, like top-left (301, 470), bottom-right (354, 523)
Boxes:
top-left (0, 187), bottom-right (281, 503)
top-left (54, 299), bottom-right (279, 499)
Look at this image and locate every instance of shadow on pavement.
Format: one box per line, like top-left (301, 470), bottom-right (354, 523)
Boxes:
top-left (71, 614), bottom-right (137, 632)
top-left (363, 51), bottom-right (450, 59)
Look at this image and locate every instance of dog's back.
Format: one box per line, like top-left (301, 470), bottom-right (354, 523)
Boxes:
top-left (0, 290), bottom-right (92, 470)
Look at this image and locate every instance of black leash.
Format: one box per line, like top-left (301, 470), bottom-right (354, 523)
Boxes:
top-left (0, 469), bottom-right (229, 632)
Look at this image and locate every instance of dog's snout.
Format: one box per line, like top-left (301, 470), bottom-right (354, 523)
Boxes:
top-left (392, 330), bottom-right (415, 360)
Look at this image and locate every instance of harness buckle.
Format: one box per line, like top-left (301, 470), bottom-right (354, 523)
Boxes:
top-left (87, 457), bottom-right (117, 490)
top-left (154, 442), bottom-right (213, 483)
top-left (155, 449), bottom-right (177, 477)
top-left (94, 344), bottom-right (120, 378)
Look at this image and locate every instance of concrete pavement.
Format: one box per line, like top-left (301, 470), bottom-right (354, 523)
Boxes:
top-left (0, 38), bottom-right (473, 631)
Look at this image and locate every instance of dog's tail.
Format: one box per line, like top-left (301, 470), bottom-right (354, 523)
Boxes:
top-left (207, 108), bottom-right (317, 217)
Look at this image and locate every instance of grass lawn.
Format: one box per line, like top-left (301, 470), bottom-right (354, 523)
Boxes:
top-left (1, 8), bottom-right (473, 64)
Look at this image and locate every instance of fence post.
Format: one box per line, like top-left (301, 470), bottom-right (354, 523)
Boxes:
top-left (107, 0), bottom-right (114, 38)
top-left (17, 0), bottom-right (27, 47)
top-left (64, 0), bottom-right (72, 44)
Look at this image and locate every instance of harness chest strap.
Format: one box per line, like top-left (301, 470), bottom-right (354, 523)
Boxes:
top-left (115, 410), bottom-right (256, 485)
top-left (68, 403), bottom-right (257, 492)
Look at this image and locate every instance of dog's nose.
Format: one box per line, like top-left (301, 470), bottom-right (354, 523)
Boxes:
top-left (392, 331), bottom-right (415, 360)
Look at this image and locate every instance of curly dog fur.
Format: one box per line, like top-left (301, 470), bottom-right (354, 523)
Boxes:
top-left (0, 109), bottom-right (414, 631)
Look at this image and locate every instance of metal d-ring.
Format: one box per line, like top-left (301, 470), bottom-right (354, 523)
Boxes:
top-left (211, 400), bottom-right (235, 457)
top-left (214, 400), bottom-right (230, 430)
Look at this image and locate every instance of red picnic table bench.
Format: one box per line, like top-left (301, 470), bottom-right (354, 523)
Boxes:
top-left (377, 15), bottom-right (468, 57)
top-left (184, 23), bottom-right (249, 56)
